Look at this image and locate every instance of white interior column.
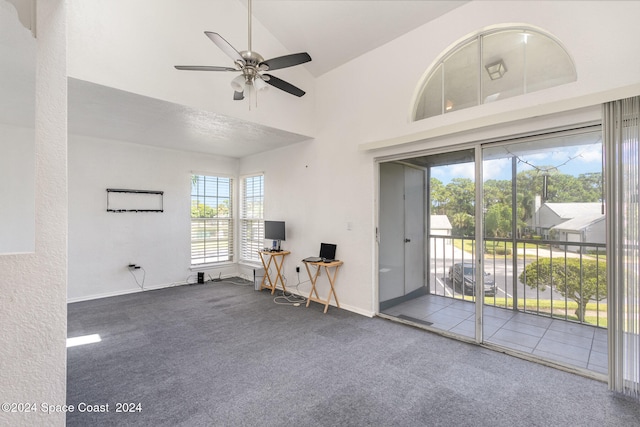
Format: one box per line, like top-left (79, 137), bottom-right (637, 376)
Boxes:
top-left (0, 0), bottom-right (68, 425)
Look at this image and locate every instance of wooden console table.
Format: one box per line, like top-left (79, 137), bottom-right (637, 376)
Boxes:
top-left (258, 250), bottom-right (290, 294)
top-left (303, 260), bottom-right (344, 313)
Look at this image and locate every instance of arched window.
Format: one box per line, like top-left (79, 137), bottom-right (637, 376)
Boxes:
top-left (413, 27), bottom-right (576, 121)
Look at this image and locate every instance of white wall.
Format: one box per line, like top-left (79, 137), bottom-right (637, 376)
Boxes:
top-left (241, 1), bottom-right (640, 316)
top-left (240, 135), bottom-right (375, 316)
top-left (0, 0), bottom-right (67, 425)
top-left (67, 0), bottom-right (316, 140)
top-left (68, 135), bottom-right (241, 301)
top-left (0, 123), bottom-right (35, 253)
top-left (333, 0), bottom-right (640, 149)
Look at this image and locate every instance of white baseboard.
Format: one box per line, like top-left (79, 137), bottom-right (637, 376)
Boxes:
top-left (67, 280), bottom-right (189, 303)
top-left (68, 276), bottom-right (375, 318)
top-left (264, 287), bottom-right (375, 318)
top-left (67, 274), bottom-right (241, 304)
top-left (340, 303), bottom-right (375, 318)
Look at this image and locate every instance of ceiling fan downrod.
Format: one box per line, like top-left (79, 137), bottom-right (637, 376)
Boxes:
top-left (247, 0), bottom-right (252, 52)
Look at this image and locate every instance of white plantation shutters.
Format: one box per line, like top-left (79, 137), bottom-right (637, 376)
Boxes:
top-left (191, 175), bottom-right (233, 265)
top-left (241, 174), bottom-right (264, 262)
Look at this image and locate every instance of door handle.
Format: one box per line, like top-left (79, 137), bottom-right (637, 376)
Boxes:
top-left (405, 238), bottom-right (411, 243)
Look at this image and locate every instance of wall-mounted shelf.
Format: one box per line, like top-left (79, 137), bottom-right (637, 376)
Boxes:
top-left (106, 188), bottom-right (164, 212)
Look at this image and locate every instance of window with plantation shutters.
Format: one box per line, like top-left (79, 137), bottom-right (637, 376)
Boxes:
top-left (240, 174), bottom-right (264, 262)
top-left (190, 175), bottom-right (233, 265)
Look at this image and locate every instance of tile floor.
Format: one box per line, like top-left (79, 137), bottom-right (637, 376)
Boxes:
top-left (381, 294), bottom-right (608, 375)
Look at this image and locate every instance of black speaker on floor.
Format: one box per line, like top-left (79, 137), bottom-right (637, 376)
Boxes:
top-left (197, 272), bottom-right (205, 284)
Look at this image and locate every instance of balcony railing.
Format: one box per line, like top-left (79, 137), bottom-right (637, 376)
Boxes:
top-left (429, 235), bottom-right (607, 328)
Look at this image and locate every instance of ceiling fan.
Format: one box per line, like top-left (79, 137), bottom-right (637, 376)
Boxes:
top-left (175, 0), bottom-right (311, 101)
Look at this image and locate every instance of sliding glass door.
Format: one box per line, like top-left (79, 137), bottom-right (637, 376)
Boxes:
top-left (378, 127), bottom-right (607, 374)
top-left (481, 129), bottom-right (606, 371)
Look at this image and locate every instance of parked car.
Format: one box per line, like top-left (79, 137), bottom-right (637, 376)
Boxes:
top-left (448, 262), bottom-right (496, 296)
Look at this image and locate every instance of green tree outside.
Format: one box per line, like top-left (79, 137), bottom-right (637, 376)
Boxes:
top-left (484, 203), bottom-right (511, 237)
top-left (519, 257), bottom-right (607, 322)
top-left (429, 170), bottom-right (602, 238)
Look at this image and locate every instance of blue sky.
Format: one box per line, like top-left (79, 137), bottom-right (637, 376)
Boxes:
top-left (432, 137), bottom-right (602, 184)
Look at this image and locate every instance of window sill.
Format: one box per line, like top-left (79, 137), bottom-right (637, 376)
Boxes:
top-left (190, 261), bottom-right (235, 271)
top-left (239, 260), bottom-right (262, 269)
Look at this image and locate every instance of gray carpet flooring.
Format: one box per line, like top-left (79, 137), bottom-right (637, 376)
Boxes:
top-left (67, 280), bottom-right (640, 426)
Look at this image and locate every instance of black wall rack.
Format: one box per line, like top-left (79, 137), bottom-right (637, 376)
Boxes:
top-left (106, 188), bottom-right (164, 212)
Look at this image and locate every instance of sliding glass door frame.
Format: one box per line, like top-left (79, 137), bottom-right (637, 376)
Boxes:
top-left (474, 145), bottom-right (485, 343)
top-left (376, 124), bottom-right (609, 368)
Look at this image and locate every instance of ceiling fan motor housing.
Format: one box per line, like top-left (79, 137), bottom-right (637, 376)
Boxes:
top-left (239, 50), bottom-right (266, 82)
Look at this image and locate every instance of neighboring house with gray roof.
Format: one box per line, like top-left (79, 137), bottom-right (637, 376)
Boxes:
top-left (430, 215), bottom-right (452, 255)
top-left (550, 213), bottom-right (605, 252)
top-left (530, 200), bottom-right (605, 251)
top-left (431, 215), bottom-right (452, 235)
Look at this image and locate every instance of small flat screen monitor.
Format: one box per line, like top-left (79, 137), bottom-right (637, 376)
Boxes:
top-left (264, 220), bottom-right (285, 250)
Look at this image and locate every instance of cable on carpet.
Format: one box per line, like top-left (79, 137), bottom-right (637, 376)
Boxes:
top-left (272, 268), bottom-right (310, 306)
top-left (128, 266), bottom-right (146, 290)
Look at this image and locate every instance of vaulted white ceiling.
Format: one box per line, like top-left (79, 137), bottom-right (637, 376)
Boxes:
top-left (1, 0), bottom-right (469, 158)
top-left (247, 0), bottom-right (468, 77)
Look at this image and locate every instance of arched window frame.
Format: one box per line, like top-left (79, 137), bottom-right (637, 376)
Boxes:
top-left (411, 25), bottom-right (577, 122)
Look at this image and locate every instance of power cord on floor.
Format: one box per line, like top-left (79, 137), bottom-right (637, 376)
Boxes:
top-left (272, 270), bottom-right (310, 307)
top-left (273, 290), bottom-right (306, 306)
top-left (128, 266), bottom-right (146, 290)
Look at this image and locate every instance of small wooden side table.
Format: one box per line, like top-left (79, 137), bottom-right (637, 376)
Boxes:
top-left (303, 260), bottom-right (344, 313)
top-left (258, 250), bottom-right (290, 294)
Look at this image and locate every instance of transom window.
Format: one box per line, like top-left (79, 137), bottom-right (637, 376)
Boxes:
top-left (190, 174), bottom-right (233, 265)
top-left (413, 26), bottom-right (577, 121)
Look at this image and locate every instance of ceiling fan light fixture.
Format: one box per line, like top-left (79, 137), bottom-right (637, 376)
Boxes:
top-left (230, 75), bottom-right (246, 92)
top-left (253, 77), bottom-right (269, 91)
top-left (485, 59), bottom-right (507, 80)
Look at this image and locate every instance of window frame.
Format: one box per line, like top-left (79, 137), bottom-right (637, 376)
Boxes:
top-left (239, 173), bottom-right (265, 263)
top-left (412, 26), bottom-right (577, 121)
top-left (190, 173), bottom-right (234, 266)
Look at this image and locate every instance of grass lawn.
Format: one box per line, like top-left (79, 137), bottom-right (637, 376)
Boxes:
top-left (452, 238), bottom-right (605, 261)
top-left (456, 295), bottom-right (607, 327)
top-left (483, 297), bottom-right (608, 327)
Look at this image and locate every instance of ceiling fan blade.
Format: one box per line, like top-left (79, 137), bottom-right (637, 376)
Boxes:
top-left (260, 52), bottom-right (311, 71)
top-left (205, 31), bottom-right (245, 65)
top-left (233, 91), bottom-right (245, 101)
top-left (262, 74), bottom-right (306, 97)
top-left (174, 65), bottom-right (239, 72)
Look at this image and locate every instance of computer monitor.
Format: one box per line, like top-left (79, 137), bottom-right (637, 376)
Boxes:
top-left (264, 220), bottom-right (285, 250)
